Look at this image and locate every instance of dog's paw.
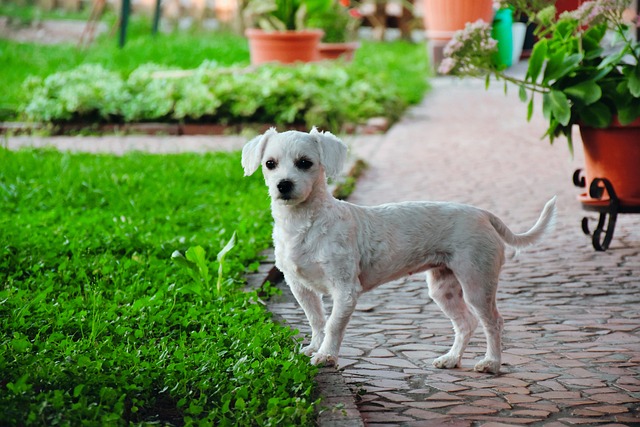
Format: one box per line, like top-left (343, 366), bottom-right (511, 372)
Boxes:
top-left (301, 344), bottom-right (320, 357)
top-left (432, 354), bottom-right (460, 370)
top-left (310, 352), bottom-right (338, 366)
top-left (473, 358), bottom-right (501, 374)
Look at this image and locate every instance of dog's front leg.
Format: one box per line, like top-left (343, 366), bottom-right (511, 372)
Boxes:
top-left (311, 288), bottom-right (358, 366)
top-left (289, 282), bottom-right (326, 357)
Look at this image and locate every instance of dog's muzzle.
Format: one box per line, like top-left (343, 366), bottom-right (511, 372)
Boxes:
top-left (277, 179), bottom-right (294, 199)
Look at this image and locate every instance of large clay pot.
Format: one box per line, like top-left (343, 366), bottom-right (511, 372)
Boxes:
top-left (555, 0), bottom-right (585, 15)
top-left (245, 28), bottom-right (324, 65)
top-left (421, 0), bottom-right (494, 42)
top-left (579, 118), bottom-right (640, 205)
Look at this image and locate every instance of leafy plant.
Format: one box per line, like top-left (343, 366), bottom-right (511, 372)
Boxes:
top-left (440, 0), bottom-right (640, 153)
top-left (172, 232), bottom-right (237, 297)
top-left (307, 0), bottom-right (363, 43)
top-left (0, 149), bottom-right (318, 426)
top-left (22, 64), bottom-right (129, 121)
top-left (243, 0), bottom-right (332, 31)
top-left (20, 60), bottom-right (407, 131)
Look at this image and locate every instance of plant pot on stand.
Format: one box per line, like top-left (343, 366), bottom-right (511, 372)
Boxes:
top-left (573, 118), bottom-right (640, 250)
top-left (245, 28), bottom-right (324, 65)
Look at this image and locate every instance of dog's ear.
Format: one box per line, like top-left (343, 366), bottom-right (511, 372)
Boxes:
top-left (310, 127), bottom-right (347, 179)
top-left (242, 128), bottom-right (277, 176)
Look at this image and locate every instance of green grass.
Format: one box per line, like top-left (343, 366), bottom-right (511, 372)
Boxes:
top-left (0, 2), bottom-right (91, 23)
top-left (352, 41), bottom-right (430, 106)
top-left (0, 15), bottom-right (429, 121)
top-left (0, 148), bottom-right (318, 426)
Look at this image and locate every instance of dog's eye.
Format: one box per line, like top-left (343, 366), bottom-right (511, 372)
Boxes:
top-left (295, 158), bottom-right (313, 170)
top-left (265, 159), bottom-right (277, 170)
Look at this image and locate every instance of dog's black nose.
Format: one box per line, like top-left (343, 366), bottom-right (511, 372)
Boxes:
top-left (277, 180), bottom-right (294, 195)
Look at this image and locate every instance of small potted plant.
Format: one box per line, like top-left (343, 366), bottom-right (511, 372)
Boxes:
top-left (308, 0), bottom-right (363, 60)
top-left (440, 0), bottom-right (640, 205)
top-left (243, 0), bottom-right (332, 64)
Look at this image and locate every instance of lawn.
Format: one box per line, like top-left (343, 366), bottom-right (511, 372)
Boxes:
top-left (0, 16), bottom-right (430, 122)
top-left (0, 148), bottom-right (319, 425)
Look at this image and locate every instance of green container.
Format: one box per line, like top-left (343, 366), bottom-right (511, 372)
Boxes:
top-left (492, 8), bottom-right (514, 68)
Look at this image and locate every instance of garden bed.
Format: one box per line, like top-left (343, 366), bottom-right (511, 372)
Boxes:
top-left (17, 61), bottom-right (405, 135)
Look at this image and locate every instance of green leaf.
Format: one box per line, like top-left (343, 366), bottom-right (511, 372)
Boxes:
top-left (216, 232), bottom-right (237, 295)
top-left (564, 80), bottom-right (602, 105)
top-left (171, 250), bottom-right (198, 272)
top-left (542, 92), bottom-right (551, 119)
top-left (73, 384), bottom-right (85, 398)
top-left (578, 102), bottom-right (612, 128)
top-left (554, 18), bottom-right (578, 39)
top-left (217, 232), bottom-right (237, 264)
top-left (518, 85), bottom-right (527, 102)
top-left (617, 99), bottom-right (640, 125)
top-left (186, 245), bottom-right (210, 285)
top-left (527, 39), bottom-right (547, 82)
top-left (527, 97), bottom-right (534, 121)
top-left (544, 52), bottom-right (583, 84)
top-left (544, 90), bottom-right (571, 125)
top-left (11, 337), bottom-right (31, 353)
top-left (597, 44), bottom-right (629, 70)
top-left (77, 355), bottom-right (91, 367)
top-left (628, 64), bottom-right (640, 97)
top-left (235, 397), bottom-right (246, 410)
top-left (582, 24), bottom-right (606, 52)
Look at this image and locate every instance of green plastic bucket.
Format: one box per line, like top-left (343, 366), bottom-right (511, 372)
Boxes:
top-left (492, 8), bottom-right (513, 67)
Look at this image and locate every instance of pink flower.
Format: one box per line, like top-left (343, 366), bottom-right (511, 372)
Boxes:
top-left (349, 8), bottom-right (362, 18)
top-left (438, 58), bottom-right (456, 74)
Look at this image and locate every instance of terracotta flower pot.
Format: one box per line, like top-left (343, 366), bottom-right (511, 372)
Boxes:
top-left (579, 118), bottom-right (640, 205)
top-left (245, 28), bottom-right (324, 65)
top-left (317, 42), bottom-right (360, 61)
top-left (421, 0), bottom-right (494, 42)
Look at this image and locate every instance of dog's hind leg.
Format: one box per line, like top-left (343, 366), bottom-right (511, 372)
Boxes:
top-left (289, 281), bottom-right (326, 357)
top-left (311, 287), bottom-right (359, 366)
top-left (455, 271), bottom-right (503, 374)
top-left (428, 267), bottom-right (479, 370)
top-left (467, 294), bottom-right (503, 374)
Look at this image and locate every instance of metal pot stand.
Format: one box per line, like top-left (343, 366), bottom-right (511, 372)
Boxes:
top-left (573, 169), bottom-right (640, 251)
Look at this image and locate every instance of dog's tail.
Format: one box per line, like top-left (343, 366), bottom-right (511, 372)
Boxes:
top-left (489, 196), bottom-right (557, 248)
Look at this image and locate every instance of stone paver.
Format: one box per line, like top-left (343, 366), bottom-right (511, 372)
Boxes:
top-left (5, 74), bottom-right (639, 426)
top-left (4, 134), bottom-right (247, 155)
top-left (270, 77), bottom-right (640, 426)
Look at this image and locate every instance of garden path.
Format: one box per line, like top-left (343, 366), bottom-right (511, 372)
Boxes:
top-left (6, 73), bottom-right (640, 427)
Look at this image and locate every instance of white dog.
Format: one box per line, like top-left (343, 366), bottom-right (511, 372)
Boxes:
top-left (242, 127), bottom-right (556, 374)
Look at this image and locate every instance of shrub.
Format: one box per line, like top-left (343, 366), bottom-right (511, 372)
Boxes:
top-left (22, 64), bottom-right (129, 122)
top-left (20, 61), bottom-right (405, 131)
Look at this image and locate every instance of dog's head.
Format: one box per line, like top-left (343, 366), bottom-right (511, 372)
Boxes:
top-left (242, 127), bottom-right (347, 206)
